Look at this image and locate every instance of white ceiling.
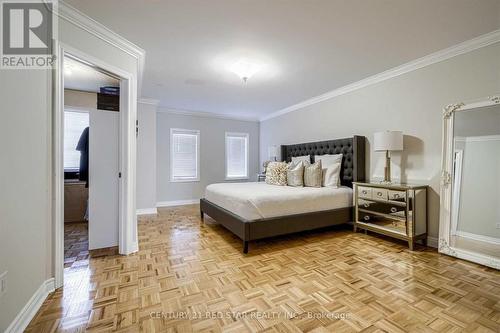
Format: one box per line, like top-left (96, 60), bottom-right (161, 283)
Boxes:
top-left (64, 56), bottom-right (120, 93)
top-left (65, 0), bottom-right (500, 119)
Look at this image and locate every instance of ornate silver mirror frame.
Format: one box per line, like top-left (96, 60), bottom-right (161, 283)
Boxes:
top-left (438, 94), bottom-right (500, 269)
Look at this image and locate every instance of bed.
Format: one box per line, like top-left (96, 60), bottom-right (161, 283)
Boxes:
top-left (200, 136), bottom-right (366, 253)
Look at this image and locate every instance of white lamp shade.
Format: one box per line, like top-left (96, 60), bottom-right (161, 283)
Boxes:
top-left (268, 145), bottom-right (278, 159)
top-left (374, 131), bottom-right (403, 151)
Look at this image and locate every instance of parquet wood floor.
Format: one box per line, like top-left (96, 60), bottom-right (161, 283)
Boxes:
top-left (26, 205), bottom-right (500, 332)
top-left (64, 222), bottom-right (89, 268)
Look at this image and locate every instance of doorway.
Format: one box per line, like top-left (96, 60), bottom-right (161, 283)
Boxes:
top-left (54, 44), bottom-right (138, 289)
top-left (62, 55), bottom-right (121, 270)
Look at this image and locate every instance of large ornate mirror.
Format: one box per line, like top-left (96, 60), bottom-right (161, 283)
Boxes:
top-left (439, 95), bottom-right (500, 269)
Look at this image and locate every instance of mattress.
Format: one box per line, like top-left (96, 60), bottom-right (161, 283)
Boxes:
top-left (205, 182), bottom-right (353, 221)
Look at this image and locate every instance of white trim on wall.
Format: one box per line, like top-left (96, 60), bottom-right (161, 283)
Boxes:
top-left (5, 278), bottom-right (55, 333)
top-left (57, 2), bottom-right (145, 93)
top-left (426, 236), bottom-right (438, 248)
top-left (136, 208), bottom-right (158, 215)
top-left (138, 98), bottom-right (160, 106)
top-left (158, 107), bottom-right (259, 123)
top-left (260, 29), bottom-right (500, 122)
top-left (456, 231), bottom-right (500, 245)
top-left (462, 135), bottom-right (500, 142)
top-left (157, 199), bottom-right (199, 207)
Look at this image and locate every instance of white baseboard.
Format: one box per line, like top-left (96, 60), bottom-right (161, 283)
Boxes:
top-left (136, 208), bottom-right (158, 215)
top-left (156, 199), bottom-right (199, 207)
top-left (456, 231), bottom-right (500, 245)
top-left (5, 278), bottom-right (55, 333)
top-left (427, 236), bottom-right (438, 248)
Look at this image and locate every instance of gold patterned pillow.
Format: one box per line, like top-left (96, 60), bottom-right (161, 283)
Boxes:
top-left (304, 160), bottom-right (322, 187)
top-left (287, 161), bottom-right (304, 187)
top-left (265, 162), bottom-right (288, 186)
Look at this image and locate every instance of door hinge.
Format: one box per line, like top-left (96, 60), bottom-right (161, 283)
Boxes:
top-left (136, 120), bottom-right (139, 137)
top-left (119, 172), bottom-right (122, 178)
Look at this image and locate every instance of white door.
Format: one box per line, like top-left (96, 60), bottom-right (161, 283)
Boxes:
top-left (89, 109), bottom-right (120, 250)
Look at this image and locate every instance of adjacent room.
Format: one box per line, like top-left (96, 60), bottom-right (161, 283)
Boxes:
top-left (63, 55), bottom-right (122, 268)
top-left (1, 1), bottom-right (499, 332)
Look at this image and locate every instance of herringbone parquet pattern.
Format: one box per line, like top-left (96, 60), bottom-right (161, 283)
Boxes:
top-left (26, 205), bottom-right (500, 332)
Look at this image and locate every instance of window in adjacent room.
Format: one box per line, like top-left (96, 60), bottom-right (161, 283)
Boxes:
top-left (170, 128), bottom-right (200, 182)
top-left (225, 132), bottom-right (249, 180)
top-left (64, 109), bottom-right (89, 171)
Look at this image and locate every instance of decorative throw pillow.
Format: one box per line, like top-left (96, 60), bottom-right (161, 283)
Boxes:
top-left (265, 162), bottom-right (288, 186)
top-left (315, 154), bottom-right (343, 187)
top-left (287, 161), bottom-right (304, 187)
top-left (304, 160), bottom-right (322, 187)
top-left (291, 155), bottom-right (311, 166)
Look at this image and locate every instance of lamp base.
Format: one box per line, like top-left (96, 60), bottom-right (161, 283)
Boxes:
top-left (384, 150), bottom-right (391, 183)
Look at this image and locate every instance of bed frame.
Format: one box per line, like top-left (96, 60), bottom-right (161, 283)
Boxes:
top-left (200, 136), bottom-right (366, 253)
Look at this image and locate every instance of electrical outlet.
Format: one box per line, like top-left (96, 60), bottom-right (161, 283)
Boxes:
top-left (0, 271), bottom-right (6, 298)
top-left (496, 223), bottom-right (500, 229)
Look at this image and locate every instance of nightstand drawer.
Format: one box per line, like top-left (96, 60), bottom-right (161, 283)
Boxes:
top-left (388, 190), bottom-right (406, 202)
top-left (358, 186), bottom-right (373, 199)
top-left (372, 188), bottom-right (388, 200)
top-left (359, 199), bottom-right (406, 216)
top-left (359, 212), bottom-right (406, 233)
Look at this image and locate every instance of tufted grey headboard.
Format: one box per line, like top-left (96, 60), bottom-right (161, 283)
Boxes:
top-left (280, 136), bottom-right (366, 188)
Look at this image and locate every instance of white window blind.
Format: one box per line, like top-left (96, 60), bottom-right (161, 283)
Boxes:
top-left (64, 110), bottom-right (89, 170)
top-left (170, 129), bottom-right (200, 181)
top-left (226, 132), bottom-right (249, 179)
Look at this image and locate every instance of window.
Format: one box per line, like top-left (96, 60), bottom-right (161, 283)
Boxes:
top-left (170, 128), bottom-right (200, 182)
top-left (225, 132), bottom-right (249, 179)
top-left (64, 110), bottom-right (89, 171)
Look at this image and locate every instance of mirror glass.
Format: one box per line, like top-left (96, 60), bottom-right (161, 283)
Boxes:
top-left (451, 104), bottom-right (500, 259)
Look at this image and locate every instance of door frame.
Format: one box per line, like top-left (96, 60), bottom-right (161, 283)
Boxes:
top-left (53, 42), bottom-right (138, 288)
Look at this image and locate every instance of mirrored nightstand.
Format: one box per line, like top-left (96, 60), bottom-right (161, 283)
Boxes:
top-left (353, 182), bottom-right (428, 250)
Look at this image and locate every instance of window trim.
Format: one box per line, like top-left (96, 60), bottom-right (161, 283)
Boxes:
top-left (63, 107), bottom-right (90, 172)
top-left (225, 132), bottom-right (249, 180)
top-left (170, 128), bottom-right (201, 183)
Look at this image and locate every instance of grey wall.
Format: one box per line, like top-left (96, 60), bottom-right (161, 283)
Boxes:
top-left (157, 111), bottom-right (260, 203)
top-left (64, 89), bottom-right (96, 108)
top-left (260, 42), bottom-right (500, 239)
top-left (0, 15), bottom-right (139, 332)
top-left (137, 102), bottom-right (157, 210)
top-left (0, 69), bottom-right (52, 331)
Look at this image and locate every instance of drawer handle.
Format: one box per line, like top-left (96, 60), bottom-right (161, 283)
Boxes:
top-left (390, 207), bottom-right (397, 213)
top-left (363, 203), bottom-right (370, 208)
top-left (377, 192), bottom-right (383, 197)
top-left (363, 216), bottom-right (370, 221)
top-left (393, 194), bottom-right (400, 198)
top-left (362, 190), bottom-right (368, 194)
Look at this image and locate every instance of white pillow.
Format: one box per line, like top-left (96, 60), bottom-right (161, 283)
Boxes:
top-left (314, 154), bottom-right (343, 187)
top-left (291, 155), bottom-right (311, 166)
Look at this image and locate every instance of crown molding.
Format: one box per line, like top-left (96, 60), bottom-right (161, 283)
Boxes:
top-left (138, 98), bottom-right (160, 106)
top-left (158, 107), bottom-right (259, 122)
top-left (260, 29), bottom-right (500, 122)
top-left (57, 1), bottom-right (146, 92)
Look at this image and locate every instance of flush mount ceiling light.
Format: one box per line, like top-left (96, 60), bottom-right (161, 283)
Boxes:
top-left (229, 59), bottom-right (262, 83)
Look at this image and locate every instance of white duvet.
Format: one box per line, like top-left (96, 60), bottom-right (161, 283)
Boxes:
top-left (205, 182), bottom-right (352, 221)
